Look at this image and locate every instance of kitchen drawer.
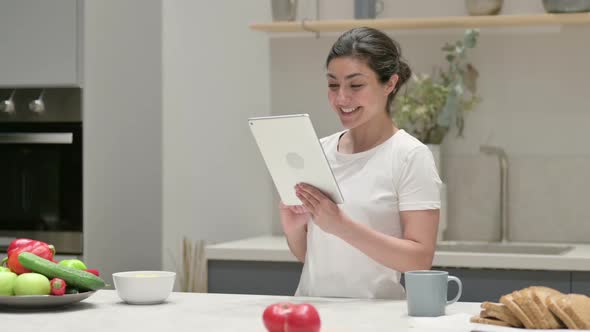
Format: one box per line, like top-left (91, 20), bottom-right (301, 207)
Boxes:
top-left (208, 260), bottom-right (303, 296)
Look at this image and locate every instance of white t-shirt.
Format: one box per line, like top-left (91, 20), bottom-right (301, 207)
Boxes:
top-left (294, 129), bottom-right (442, 299)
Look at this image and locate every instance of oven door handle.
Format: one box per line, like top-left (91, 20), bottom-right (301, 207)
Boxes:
top-left (0, 133), bottom-right (73, 144)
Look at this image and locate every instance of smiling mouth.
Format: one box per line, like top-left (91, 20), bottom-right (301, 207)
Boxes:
top-left (340, 107), bottom-right (360, 114)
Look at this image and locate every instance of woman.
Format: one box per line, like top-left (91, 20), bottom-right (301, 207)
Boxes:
top-left (280, 27), bottom-right (442, 299)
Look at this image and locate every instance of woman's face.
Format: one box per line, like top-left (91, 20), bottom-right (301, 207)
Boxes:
top-left (326, 57), bottom-right (397, 129)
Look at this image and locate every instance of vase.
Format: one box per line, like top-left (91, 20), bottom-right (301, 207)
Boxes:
top-left (271, 0), bottom-right (298, 21)
top-left (427, 144), bottom-right (447, 242)
top-left (426, 144), bottom-right (441, 176)
top-left (438, 183), bottom-right (448, 242)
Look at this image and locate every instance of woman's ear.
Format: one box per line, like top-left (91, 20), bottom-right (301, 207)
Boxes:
top-left (385, 74), bottom-right (399, 96)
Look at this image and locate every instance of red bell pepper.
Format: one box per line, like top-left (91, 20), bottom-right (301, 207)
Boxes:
top-left (1, 238), bottom-right (55, 274)
top-left (50, 278), bottom-right (66, 296)
top-left (7, 239), bottom-right (37, 256)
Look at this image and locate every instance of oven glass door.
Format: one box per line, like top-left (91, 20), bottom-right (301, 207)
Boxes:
top-left (0, 123), bottom-right (82, 235)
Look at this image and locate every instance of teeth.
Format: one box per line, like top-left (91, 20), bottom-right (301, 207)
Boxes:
top-left (342, 107), bottom-right (358, 113)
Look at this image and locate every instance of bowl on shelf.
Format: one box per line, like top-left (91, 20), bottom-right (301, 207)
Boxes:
top-left (465, 0), bottom-right (503, 16)
top-left (112, 271), bottom-right (176, 305)
top-left (542, 0), bottom-right (590, 13)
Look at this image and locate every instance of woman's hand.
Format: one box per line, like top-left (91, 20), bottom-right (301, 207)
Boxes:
top-left (279, 202), bottom-right (310, 235)
top-left (295, 183), bottom-right (348, 235)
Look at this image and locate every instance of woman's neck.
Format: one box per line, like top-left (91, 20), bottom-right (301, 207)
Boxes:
top-left (340, 113), bottom-right (398, 154)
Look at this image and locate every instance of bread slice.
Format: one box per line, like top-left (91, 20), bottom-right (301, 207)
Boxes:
top-left (470, 315), bottom-right (511, 327)
top-left (480, 301), bottom-right (523, 327)
top-left (547, 294), bottom-right (580, 330)
top-left (514, 287), bottom-right (555, 329)
top-left (500, 290), bottom-right (536, 329)
top-left (560, 294), bottom-right (590, 329)
top-left (530, 286), bottom-right (564, 329)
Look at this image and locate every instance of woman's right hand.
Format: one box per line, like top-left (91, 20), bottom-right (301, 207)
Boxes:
top-left (279, 202), bottom-right (310, 235)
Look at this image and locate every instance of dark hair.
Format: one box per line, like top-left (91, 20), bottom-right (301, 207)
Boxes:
top-left (326, 27), bottom-right (411, 115)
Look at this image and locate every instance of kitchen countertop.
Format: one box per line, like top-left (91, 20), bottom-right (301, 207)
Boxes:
top-left (206, 235), bottom-right (590, 271)
top-left (1, 289), bottom-right (485, 332)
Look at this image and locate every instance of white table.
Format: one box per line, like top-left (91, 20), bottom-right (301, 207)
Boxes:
top-left (1, 290), bottom-right (483, 332)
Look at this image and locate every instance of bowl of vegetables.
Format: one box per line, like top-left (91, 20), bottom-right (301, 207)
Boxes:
top-left (112, 271), bottom-right (175, 305)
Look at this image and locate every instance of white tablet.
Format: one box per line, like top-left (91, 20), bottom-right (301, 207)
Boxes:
top-left (248, 114), bottom-right (344, 206)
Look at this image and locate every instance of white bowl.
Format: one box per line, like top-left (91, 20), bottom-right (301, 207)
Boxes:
top-left (112, 271), bottom-right (176, 305)
top-left (465, 0), bottom-right (503, 16)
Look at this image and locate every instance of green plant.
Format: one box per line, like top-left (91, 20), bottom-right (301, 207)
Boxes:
top-left (393, 29), bottom-right (481, 144)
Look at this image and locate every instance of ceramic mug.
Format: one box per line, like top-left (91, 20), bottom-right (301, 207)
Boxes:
top-left (354, 0), bottom-right (384, 19)
top-left (404, 270), bottom-right (462, 317)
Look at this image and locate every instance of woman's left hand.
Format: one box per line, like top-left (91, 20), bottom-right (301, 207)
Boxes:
top-left (295, 183), bottom-right (348, 235)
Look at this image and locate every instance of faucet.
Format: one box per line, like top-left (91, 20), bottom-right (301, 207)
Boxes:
top-left (480, 145), bottom-right (509, 243)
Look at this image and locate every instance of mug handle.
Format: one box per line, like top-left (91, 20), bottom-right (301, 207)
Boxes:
top-left (446, 276), bottom-right (462, 305)
top-left (376, 0), bottom-right (384, 16)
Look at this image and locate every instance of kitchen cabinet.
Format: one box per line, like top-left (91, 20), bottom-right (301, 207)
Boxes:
top-left (207, 261), bottom-right (574, 300)
top-left (208, 260), bottom-right (303, 295)
top-left (0, 0), bottom-right (80, 87)
top-left (434, 267), bottom-right (571, 302)
top-left (571, 272), bottom-right (590, 295)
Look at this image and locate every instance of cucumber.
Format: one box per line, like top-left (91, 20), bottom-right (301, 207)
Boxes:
top-left (18, 252), bottom-right (106, 291)
top-left (65, 286), bottom-right (79, 294)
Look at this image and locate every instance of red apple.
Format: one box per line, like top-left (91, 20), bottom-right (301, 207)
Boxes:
top-left (285, 303), bottom-right (321, 332)
top-left (262, 302), bottom-right (321, 332)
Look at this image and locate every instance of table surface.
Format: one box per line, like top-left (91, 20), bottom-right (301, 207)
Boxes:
top-left (1, 290), bottom-right (489, 332)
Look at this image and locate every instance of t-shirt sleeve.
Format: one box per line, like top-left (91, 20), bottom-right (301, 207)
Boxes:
top-left (397, 145), bottom-right (442, 211)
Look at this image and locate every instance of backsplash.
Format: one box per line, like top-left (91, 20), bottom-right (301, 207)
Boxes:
top-left (269, 25), bottom-right (590, 244)
top-left (444, 155), bottom-right (590, 243)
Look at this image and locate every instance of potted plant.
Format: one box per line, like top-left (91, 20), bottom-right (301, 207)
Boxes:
top-left (393, 29), bottom-right (481, 173)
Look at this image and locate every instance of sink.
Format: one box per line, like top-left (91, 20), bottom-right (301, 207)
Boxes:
top-left (436, 242), bottom-right (574, 255)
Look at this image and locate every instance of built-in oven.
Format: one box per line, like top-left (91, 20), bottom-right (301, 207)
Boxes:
top-left (0, 88), bottom-right (82, 255)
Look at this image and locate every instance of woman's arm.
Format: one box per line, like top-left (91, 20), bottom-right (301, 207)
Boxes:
top-left (296, 183), bottom-right (439, 272)
top-left (283, 224), bottom-right (307, 263)
top-left (279, 203), bottom-right (310, 263)
top-left (335, 209), bottom-right (439, 272)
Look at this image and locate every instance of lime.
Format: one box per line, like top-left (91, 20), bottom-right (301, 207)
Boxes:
top-left (58, 259), bottom-right (87, 270)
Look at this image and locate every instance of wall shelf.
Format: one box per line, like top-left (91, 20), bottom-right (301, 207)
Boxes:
top-left (250, 13), bottom-right (590, 33)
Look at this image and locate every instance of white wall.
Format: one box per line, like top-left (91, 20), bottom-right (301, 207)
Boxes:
top-left (83, 0), bottom-right (272, 284)
top-left (270, 1), bottom-right (590, 242)
top-left (162, 0), bottom-right (273, 276)
top-left (83, 0), bottom-right (163, 283)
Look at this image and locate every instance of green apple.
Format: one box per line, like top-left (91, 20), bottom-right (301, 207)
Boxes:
top-left (0, 272), bottom-right (18, 296)
top-left (0, 266), bottom-right (11, 273)
top-left (13, 273), bottom-right (51, 296)
top-left (58, 259), bottom-right (87, 270)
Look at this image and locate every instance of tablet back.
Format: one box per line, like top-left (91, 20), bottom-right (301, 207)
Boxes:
top-left (248, 114), bottom-right (344, 206)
